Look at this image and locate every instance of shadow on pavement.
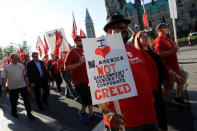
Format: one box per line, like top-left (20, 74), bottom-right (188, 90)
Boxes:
top-left (166, 85), bottom-right (195, 131)
top-left (1, 87), bottom-right (103, 131)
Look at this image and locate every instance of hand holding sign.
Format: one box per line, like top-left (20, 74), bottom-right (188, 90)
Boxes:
top-left (79, 57), bottom-right (86, 65)
top-left (105, 112), bottom-right (125, 128)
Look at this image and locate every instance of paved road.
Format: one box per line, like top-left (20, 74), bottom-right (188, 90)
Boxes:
top-left (0, 45), bottom-right (197, 131)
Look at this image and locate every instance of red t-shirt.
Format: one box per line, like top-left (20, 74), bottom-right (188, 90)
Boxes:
top-left (48, 59), bottom-right (59, 74)
top-left (104, 45), bottom-right (157, 128)
top-left (153, 36), bottom-right (180, 72)
top-left (43, 60), bottom-right (48, 70)
top-left (23, 61), bottom-right (29, 72)
top-left (64, 48), bottom-right (89, 86)
top-left (58, 58), bottom-right (65, 72)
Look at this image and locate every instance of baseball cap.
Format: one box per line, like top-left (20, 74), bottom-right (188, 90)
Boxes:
top-left (156, 23), bottom-right (169, 32)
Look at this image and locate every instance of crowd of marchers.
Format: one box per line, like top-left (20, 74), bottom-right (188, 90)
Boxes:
top-left (0, 13), bottom-right (191, 131)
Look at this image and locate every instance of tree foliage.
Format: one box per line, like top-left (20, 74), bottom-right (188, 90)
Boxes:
top-left (1, 41), bottom-right (31, 59)
top-left (0, 48), bottom-right (3, 59)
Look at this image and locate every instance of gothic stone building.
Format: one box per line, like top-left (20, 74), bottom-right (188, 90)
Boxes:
top-left (85, 8), bottom-right (96, 38)
top-left (105, 0), bottom-right (197, 38)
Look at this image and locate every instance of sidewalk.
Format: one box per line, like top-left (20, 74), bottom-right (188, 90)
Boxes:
top-left (0, 93), bottom-right (63, 131)
top-left (0, 87), bottom-right (101, 131)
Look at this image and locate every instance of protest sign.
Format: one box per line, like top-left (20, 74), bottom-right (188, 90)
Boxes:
top-left (82, 33), bottom-right (138, 105)
top-left (45, 28), bottom-right (69, 53)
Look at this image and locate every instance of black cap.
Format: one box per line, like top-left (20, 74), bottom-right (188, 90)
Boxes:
top-left (156, 23), bottom-right (169, 32)
top-left (104, 14), bottom-right (130, 32)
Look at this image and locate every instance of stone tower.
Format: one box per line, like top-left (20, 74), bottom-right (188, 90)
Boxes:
top-left (85, 8), bottom-right (96, 38)
top-left (105, 0), bottom-right (126, 18)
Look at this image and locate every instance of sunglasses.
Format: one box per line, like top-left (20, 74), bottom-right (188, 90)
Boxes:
top-left (33, 55), bottom-right (38, 58)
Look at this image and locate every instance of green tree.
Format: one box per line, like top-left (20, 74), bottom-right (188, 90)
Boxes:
top-left (0, 48), bottom-right (3, 59)
top-left (3, 45), bottom-right (18, 57)
top-left (1, 41), bottom-right (31, 58)
top-left (21, 41), bottom-right (31, 51)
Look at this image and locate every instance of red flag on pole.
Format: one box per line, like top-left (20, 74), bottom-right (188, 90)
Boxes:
top-left (80, 29), bottom-right (87, 38)
top-left (143, 13), bottom-right (148, 28)
top-left (25, 50), bottom-right (28, 56)
top-left (68, 43), bottom-right (72, 50)
top-left (44, 35), bottom-right (49, 56)
top-left (71, 12), bottom-right (78, 40)
top-left (18, 48), bottom-right (24, 61)
top-left (53, 30), bottom-right (63, 56)
top-left (36, 36), bottom-right (45, 57)
top-left (7, 52), bottom-right (11, 63)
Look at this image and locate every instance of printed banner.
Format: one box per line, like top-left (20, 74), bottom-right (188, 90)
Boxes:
top-left (82, 33), bottom-right (138, 105)
top-left (45, 28), bottom-right (69, 53)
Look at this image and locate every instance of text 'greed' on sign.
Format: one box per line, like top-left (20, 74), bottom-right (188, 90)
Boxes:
top-left (94, 83), bottom-right (131, 100)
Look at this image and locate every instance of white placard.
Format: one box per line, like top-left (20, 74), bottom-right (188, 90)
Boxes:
top-left (82, 33), bottom-right (138, 105)
top-left (45, 28), bottom-right (69, 53)
top-left (168, 0), bottom-right (177, 19)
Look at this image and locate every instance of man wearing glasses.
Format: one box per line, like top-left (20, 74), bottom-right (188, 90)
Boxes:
top-left (99, 14), bottom-right (158, 131)
top-left (27, 52), bottom-right (50, 110)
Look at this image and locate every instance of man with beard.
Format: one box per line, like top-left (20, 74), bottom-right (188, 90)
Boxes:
top-left (99, 14), bottom-right (158, 131)
top-left (64, 35), bottom-right (101, 123)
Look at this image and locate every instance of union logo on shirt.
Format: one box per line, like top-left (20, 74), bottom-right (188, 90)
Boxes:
top-left (127, 52), bottom-right (142, 64)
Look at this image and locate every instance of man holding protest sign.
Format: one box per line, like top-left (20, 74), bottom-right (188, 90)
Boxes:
top-left (64, 35), bottom-right (101, 124)
top-left (98, 14), bottom-right (158, 131)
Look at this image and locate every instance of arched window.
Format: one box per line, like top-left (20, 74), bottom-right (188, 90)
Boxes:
top-left (148, 20), bottom-right (152, 27)
top-left (161, 16), bottom-right (166, 23)
top-left (190, 3), bottom-right (197, 17)
top-left (178, 24), bottom-right (183, 32)
top-left (146, 8), bottom-right (150, 13)
top-left (159, 3), bottom-right (164, 9)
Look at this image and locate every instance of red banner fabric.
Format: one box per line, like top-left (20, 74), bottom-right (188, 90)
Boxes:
top-left (71, 13), bottom-right (78, 39)
top-left (143, 13), bottom-right (148, 28)
top-left (25, 50), bottom-right (28, 56)
top-left (7, 52), bottom-right (11, 63)
top-left (44, 35), bottom-right (49, 56)
top-left (18, 48), bottom-right (24, 61)
top-left (36, 36), bottom-right (45, 57)
top-left (80, 29), bottom-right (87, 38)
top-left (53, 30), bottom-right (63, 56)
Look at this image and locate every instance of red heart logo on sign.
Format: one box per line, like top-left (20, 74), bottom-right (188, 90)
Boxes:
top-left (95, 46), bottom-right (111, 59)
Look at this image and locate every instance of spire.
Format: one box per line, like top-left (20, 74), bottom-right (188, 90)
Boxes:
top-left (85, 8), bottom-right (96, 38)
top-left (86, 8), bottom-right (91, 20)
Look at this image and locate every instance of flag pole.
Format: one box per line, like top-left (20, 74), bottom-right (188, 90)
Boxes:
top-left (142, 0), bottom-right (149, 29)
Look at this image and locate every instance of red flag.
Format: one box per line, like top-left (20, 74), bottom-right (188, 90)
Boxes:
top-left (44, 35), bottom-right (49, 56)
top-left (71, 12), bottom-right (78, 40)
top-left (36, 36), bottom-right (45, 57)
top-left (25, 50), bottom-right (28, 56)
top-left (7, 52), bottom-right (11, 63)
top-left (80, 29), bottom-right (87, 38)
top-left (18, 48), bottom-right (24, 61)
top-left (53, 30), bottom-right (63, 56)
top-left (68, 43), bottom-right (72, 50)
top-left (143, 13), bottom-right (148, 28)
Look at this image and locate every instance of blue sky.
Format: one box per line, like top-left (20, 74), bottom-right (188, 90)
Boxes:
top-left (0, 0), bottom-right (152, 51)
